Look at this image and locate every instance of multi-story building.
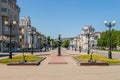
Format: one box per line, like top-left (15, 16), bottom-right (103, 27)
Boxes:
top-left (19, 16), bottom-right (31, 49)
top-left (70, 25), bottom-right (101, 51)
top-left (28, 27), bottom-right (37, 49)
top-left (0, 0), bottom-right (20, 51)
top-left (19, 16), bottom-right (46, 51)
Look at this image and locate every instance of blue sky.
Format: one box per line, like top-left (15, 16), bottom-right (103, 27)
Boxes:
top-left (17, 0), bottom-right (120, 38)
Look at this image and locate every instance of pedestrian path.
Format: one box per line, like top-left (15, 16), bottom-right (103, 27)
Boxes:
top-left (48, 49), bottom-right (68, 64)
top-left (1, 49), bottom-right (120, 80)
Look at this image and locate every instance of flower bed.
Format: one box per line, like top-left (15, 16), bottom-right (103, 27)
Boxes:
top-left (74, 54), bottom-right (120, 65)
top-left (0, 54), bottom-right (45, 66)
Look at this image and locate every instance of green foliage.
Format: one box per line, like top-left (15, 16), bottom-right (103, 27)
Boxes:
top-left (62, 40), bottom-right (70, 48)
top-left (47, 36), bottom-right (51, 41)
top-left (0, 55), bottom-right (43, 64)
top-left (97, 29), bottom-right (120, 49)
top-left (74, 54), bottom-right (120, 64)
top-left (47, 36), bottom-right (51, 45)
top-left (116, 31), bottom-right (120, 46)
top-left (97, 31), bottom-right (108, 47)
top-left (52, 40), bottom-right (58, 49)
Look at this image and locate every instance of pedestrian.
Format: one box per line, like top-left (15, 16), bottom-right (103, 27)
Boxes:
top-left (79, 47), bottom-right (81, 53)
top-left (75, 48), bottom-right (77, 51)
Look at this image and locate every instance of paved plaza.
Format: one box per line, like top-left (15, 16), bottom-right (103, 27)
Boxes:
top-left (0, 49), bottom-right (120, 80)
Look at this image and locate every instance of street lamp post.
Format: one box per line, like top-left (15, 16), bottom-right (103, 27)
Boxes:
top-left (74, 39), bottom-right (77, 51)
top-left (88, 33), bottom-right (90, 54)
top-left (38, 35), bottom-right (41, 51)
top-left (104, 20), bottom-right (116, 59)
top-left (44, 38), bottom-right (47, 52)
top-left (58, 34), bottom-right (61, 56)
top-left (19, 35), bottom-right (26, 63)
top-left (4, 21), bottom-right (16, 59)
top-left (31, 32), bottom-right (34, 54)
top-left (29, 27), bottom-right (36, 54)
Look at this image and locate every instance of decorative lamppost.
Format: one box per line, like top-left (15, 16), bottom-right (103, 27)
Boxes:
top-left (84, 27), bottom-right (90, 54)
top-left (44, 37), bottom-right (47, 52)
top-left (104, 20), bottom-right (116, 59)
top-left (4, 21), bottom-right (16, 59)
top-left (58, 34), bottom-right (61, 56)
top-left (87, 33), bottom-right (90, 54)
top-left (38, 35), bottom-right (41, 51)
top-left (75, 38), bottom-right (77, 51)
top-left (29, 27), bottom-right (36, 54)
top-left (19, 35), bottom-right (26, 63)
top-left (83, 26), bottom-right (94, 54)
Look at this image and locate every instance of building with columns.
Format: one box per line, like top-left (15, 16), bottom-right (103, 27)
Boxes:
top-left (19, 16), bottom-right (31, 49)
top-left (70, 25), bottom-right (101, 51)
top-left (19, 16), bottom-right (47, 51)
top-left (0, 0), bottom-right (20, 51)
top-left (19, 17), bottom-right (39, 50)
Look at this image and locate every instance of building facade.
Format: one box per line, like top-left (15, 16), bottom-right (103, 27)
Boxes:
top-left (0, 0), bottom-right (20, 51)
top-left (19, 16), bottom-right (31, 49)
top-left (70, 25), bottom-right (101, 51)
top-left (19, 16), bottom-right (46, 51)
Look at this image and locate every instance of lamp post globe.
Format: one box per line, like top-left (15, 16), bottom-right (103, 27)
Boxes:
top-left (112, 21), bottom-right (116, 26)
top-left (104, 20), bottom-right (108, 25)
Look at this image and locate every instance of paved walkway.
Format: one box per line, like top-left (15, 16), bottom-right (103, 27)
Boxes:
top-left (0, 49), bottom-right (120, 80)
top-left (48, 48), bottom-right (69, 64)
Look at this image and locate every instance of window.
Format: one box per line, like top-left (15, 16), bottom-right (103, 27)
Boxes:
top-left (94, 35), bottom-right (98, 40)
top-left (1, 7), bottom-right (9, 14)
top-left (1, 7), bottom-right (7, 12)
top-left (2, 0), bottom-right (7, 3)
top-left (7, 9), bottom-right (10, 14)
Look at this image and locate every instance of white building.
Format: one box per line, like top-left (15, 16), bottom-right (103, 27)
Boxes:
top-left (28, 27), bottom-right (37, 49)
top-left (70, 25), bottom-right (101, 51)
top-left (19, 16), bottom-right (46, 51)
top-left (19, 16), bottom-right (31, 49)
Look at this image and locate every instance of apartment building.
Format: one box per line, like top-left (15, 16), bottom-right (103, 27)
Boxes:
top-left (0, 0), bottom-right (20, 51)
top-left (19, 16), bottom-right (46, 51)
top-left (70, 25), bottom-right (101, 51)
top-left (28, 27), bottom-right (37, 49)
top-left (19, 16), bottom-right (31, 49)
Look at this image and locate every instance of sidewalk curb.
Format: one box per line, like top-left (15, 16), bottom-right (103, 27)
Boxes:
top-left (7, 57), bottom-right (46, 66)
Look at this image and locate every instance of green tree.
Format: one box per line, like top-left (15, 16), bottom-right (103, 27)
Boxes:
top-left (52, 40), bottom-right (58, 49)
top-left (47, 36), bottom-right (51, 46)
top-left (97, 31), bottom-right (108, 47)
top-left (97, 29), bottom-right (120, 50)
top-left (62, 40), bottom-right (70, 48)
top-left (116, 31), bottom-right (120, 47)
top-left (111, 29), bottom-right (117, 49)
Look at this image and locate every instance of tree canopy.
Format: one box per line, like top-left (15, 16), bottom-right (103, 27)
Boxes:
top-left (97, 29), bottom-right (120, 49)
top-left (62, 40), bottom-right (70, 48)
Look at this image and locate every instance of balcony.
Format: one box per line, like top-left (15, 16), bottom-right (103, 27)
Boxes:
top-left (3, 30), bottom-right (10, 36)
top-left (1, 12), bottom-right (9, 18)
top-left (3, 31), bottom-right (17, 36)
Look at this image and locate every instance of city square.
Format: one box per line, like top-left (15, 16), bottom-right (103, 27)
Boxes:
top-left (0, 0), bottom-right (120, 80)
top-left (0, 49), bottom-right (120, 80)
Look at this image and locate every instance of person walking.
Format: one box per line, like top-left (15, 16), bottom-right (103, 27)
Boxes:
top-left (79, 46), bottom-right (81, 53)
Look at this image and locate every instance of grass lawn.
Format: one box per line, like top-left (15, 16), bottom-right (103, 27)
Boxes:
top-left (0, 54), bottom-right (43, 64)
top-left (112, 50), bottom-right (120, 52)
top-left (74, 54), bottom-right (120, 65)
